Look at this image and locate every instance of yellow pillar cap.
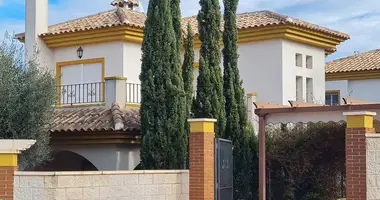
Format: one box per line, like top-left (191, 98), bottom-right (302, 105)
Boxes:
top-left (0, 154), bottom-right (18, 167)
top-left (344, 111), bottom-right (377, 128)
top-left (188, 118), bottom-right (217, 133)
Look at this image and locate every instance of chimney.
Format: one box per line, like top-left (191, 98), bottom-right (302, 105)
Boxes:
top-left (111, 0), bottom-right (140, 11)
top-left (25, 0), bottom-right (52, 68)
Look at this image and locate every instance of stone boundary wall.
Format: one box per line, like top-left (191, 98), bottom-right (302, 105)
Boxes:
top-left (14, 170), bottom-right (189, 200)
top-left (367, 134), bottom-right (380, 200)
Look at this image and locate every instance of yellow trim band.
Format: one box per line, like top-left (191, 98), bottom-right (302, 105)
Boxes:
top-left (0, 154), bottom-right (18, 167)
top-left (42, 26), bottom-right (144, 48)
top-left (247, 92), bottom-right (258, 97)
top-left (104, 76), bottom-right (128, 81)
top-left (189, 121), bottom-right (216, 133)
top-left (346, 115), bottom-right (374, 128)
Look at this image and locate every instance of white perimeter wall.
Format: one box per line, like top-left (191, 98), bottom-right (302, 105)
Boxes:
top-left (326, 79), bottom-right (380, 103)
top-left (14, 170), bottom-right (189, 200)
top-left (282, 40), bottom-right (326, 105)
top-left (54, 144), bottom-right (140, 171)
top-left (366, 134), bottom-right (380, 200)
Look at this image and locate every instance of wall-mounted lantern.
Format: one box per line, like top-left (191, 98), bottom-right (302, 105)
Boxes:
top-left (77, 47), bottom-right (83, 59)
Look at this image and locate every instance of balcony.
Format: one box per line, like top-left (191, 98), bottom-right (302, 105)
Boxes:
top-left (56, 81), bottom-right (142, 107)
top-left (57, 82), bottom-right (104, 106)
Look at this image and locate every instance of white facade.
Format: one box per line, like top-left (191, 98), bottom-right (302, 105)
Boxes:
top-left (326, 79), bottom-right (380, 104)
top-left (193, 39), bottom-right (326, 106)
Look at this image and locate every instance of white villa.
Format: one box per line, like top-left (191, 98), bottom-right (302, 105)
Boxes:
top-left (326, 49), bottom-right (380, 105)
top-left (17, 0), bottom-right (349, 171)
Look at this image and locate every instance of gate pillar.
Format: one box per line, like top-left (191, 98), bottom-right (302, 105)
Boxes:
top-left (0, 140), bottom-right (35, 200)
top-left (344, 111), bottom-right (376, 200)
top-left (188, 118), bottom-right (216, 200)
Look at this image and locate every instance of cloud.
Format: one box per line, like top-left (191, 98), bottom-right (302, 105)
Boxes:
top-left (1, 0), bottom-right (379, 60)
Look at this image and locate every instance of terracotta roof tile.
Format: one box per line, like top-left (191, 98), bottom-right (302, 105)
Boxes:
top-left (16, 8), bottom-right (146, 39)
top-left (16, 10), bottom-right (348, 41)
top-left (326, 49), bottom-right (380, 73)
top-left (182, 10), bottom-right (349, 39)
top-left (51, 104), bottom-right (140, 133)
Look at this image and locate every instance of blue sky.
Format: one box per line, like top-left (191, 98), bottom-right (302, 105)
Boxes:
top-left (0, 0), bottom-right (379, 60)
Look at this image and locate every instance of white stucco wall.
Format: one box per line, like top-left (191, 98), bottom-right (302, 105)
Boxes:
top-left (14, 170), bottom-right (189, 200)
top-left (326, 79), bottom-right (380, 103)
top-left (193, 39), bottom-right (284, 105)
top-left (348, 79), bottom-right (380, 102)
top-left (123, 42), bottom-right (142, 83)
top-left (53, 42), bottom-right (125, 77)
top-left (54, 144), bottom-right (140, 171)
top-left (25, 0), bottom-right (53, 69)
top-left (239, 40), bottom-right (284, 105)
top-left (282, 40), bottom-right (326, 105)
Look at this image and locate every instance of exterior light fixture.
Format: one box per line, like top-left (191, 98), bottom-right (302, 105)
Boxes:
top-left (77, 47), bottom-right (83, 59)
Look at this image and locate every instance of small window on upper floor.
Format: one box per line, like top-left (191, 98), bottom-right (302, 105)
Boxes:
top-left (306, 78), bottom-right (313, 103)
top-left (296, 53), bottom-right (302, 67)
top-left (325, 90), bottom-right (340, 106)
top-left (296, 76), bottom-right (303, 101)
top-left (306, 55), bottom-right (313, 69)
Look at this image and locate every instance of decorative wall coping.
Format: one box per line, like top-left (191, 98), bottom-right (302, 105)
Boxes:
top-left (343, 111), bottom-right (377, 116)
top-left (366, 133), bottom-right (380, 138)
top-left (187, 118), bottom-right (217, 122)
top-left (15, 170), bottom-right (189, 176)
top-left (0, 140), bottom-right (36, 154)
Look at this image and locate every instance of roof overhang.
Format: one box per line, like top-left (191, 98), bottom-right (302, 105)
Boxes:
top-left (51, 130), bottom-right (141, 145)
top-left (16, 24), bottom-right (348, 53)
top-left (326, 69), bottom-right (380, 81)
top-left (16, 25), bottom-right (144, 48)
top-left (255, 100), bottom-right (380, 125)
top-left (194, 25), bottom-right (348, 54)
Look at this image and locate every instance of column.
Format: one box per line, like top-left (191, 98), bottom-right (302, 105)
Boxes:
top-left (104, 76), bottom-right (127, 108)
top-left (344, 111), bottom-right (376, 200)
top-left (0, 140), bottom-right (35, 200)
top-left (188, 118), bottom-right (216, 200)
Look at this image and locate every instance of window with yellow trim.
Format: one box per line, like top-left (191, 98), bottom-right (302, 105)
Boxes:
top-left (56, 58), bottom-right (105, 106)
top-left (325, 90), bottom-right (340, 106)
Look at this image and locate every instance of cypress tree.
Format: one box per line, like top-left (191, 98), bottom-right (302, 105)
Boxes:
top-left (195, 0), bottom-right (226, 137)
top-left (183, 23), bottom-right (195, 132)
top-left (140, 0), bottom-right (187, 169)
top-left (170, 0), bottom-right (182, 51)
top-left (222, 0), bottom-right (253, 198)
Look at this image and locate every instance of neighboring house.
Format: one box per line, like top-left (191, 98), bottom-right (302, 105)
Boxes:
top-left (326, 49), bottom-right (380, 105)
top-left (16, 0), bottom-right (349, 171)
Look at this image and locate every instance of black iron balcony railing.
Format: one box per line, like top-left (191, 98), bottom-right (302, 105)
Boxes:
top-left (126, 83), bottom-right (141, 104)
top-left (57, 82), bottom-right (104, 106)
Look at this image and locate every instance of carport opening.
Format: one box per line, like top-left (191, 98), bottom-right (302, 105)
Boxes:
top-left (35, 150), bottom-right (98, 171)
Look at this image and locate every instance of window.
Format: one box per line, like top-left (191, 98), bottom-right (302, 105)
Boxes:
top-left (296, 76), bottom-right (303, 101)
top-left (57, 58), bottom-right (105, 105)
top-left (306, 78), bottom-right (313, 103)
top-left (325, 90), bottom-right (340, 106)
top-left (296, 53), bottom-right (302, 67)
top-left (306, 55), bottom-right (313, 69)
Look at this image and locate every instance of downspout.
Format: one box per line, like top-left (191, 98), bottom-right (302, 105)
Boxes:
top-left (259, 115), bottom-right (266, 200)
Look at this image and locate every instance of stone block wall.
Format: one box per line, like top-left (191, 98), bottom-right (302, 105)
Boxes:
top-left (14, 170), bottom-right (189, 200)
top-left (367, 134), bottom-right (380, 200)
